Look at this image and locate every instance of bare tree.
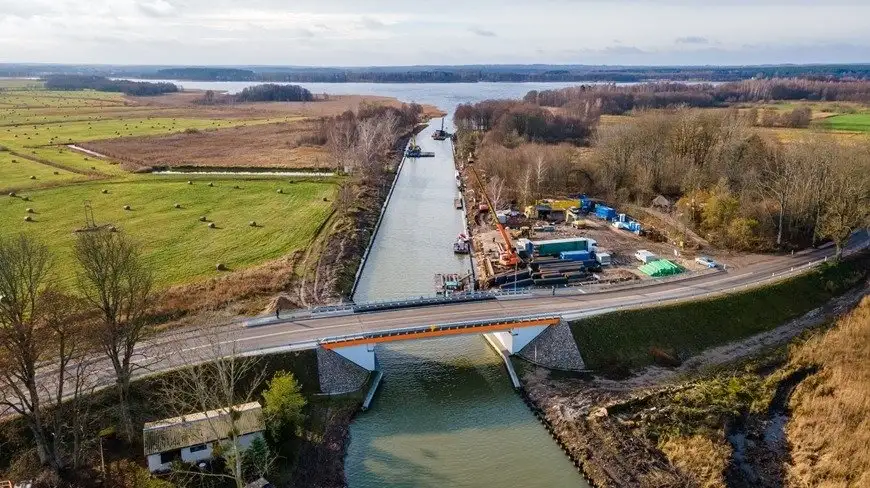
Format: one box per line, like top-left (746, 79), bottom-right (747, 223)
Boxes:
top-left (757, 146), bottom-right (800, 246)
top-left (75, 230), bottom-right (154, 440)
top-left (0, 235), bottom-right (90, 471)
top-left (817, 153), bottom-right (870, 260)
top-left (160, 331), bottom-right (271, 488)
top-left (486, 176), bottom-right (506, 211)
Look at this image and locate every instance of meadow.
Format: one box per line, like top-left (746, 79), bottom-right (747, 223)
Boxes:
top-left (0, 87), bottom-right (345, 289)
top-left (819, 113), bottom-right (870, 132)
top-left (0, 175), bottom-right (337, 287)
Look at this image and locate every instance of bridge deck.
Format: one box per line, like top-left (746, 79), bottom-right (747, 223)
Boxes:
top-left (321, 317), bottom-right (561, 349)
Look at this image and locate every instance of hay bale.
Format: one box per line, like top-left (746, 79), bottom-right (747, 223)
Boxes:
top-left (24, 215), bottom-right (33, 222)
top-left (276, 188), bottom-right (283, 194)
top-left (174, 203), bottom-right (181, 209)
top-left (249, 221), bottom-right (257, 227)
top-left (199, 216), bottom-right (207, 222)
top-left (216, 263), bottom-right (227, 271)
top-left (29, 175), bottom-right (36, 180)
top-left (25, 208), bottom-right (34, 214)
top-left (8, 192), bottom-right (16, 197)
top-left (53, 171), bottom-right (59, 175)
top-left (233, 185), bottom-right (240, 189)
top-left (208, 222), bottom-right (216, 229)
top-left (187, 180), bottom-right (193, 185)
top-left (101, 189), bottom-right (109, 194)
top-left (123, 205), bottom-right (131, 210)
top-left (109, 226), bottom-right (118, 232)
top-left (208, 182), bottom-right (214, 187)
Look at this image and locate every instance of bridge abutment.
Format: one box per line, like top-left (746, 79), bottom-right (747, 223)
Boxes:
top-left (516, 320), bottom-right (586, 371)
top-left (317, 346), bottom-right (372, 394)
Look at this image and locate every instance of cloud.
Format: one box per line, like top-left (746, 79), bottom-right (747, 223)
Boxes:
top-left (359, 16), bottom-right (387, 30)
top-left (470, 27), bottom-right (497, 38)
top-left (675, 36), bottom-right (710, 45)
top-left (137, 0), bottom-right (176, 18)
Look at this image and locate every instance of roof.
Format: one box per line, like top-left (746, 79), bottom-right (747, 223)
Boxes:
top-left (143, 402), bottom-right (264, 455)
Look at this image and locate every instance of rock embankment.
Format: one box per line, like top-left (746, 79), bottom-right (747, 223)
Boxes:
top-left (317, 347), bottom-right (370, 394)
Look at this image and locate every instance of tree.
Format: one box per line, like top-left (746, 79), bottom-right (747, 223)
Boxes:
top-left (0, 235), bottom-right (90, 471)
top-left (816, 156), bottom-right (870, 260)
top-left (75, 230), bottom-right (154, 440)
top-left (262, 371), bottom-right (306, 441)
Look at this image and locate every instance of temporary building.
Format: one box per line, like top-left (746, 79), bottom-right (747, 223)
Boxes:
top-left (638, 259), bottom-right (683, 277)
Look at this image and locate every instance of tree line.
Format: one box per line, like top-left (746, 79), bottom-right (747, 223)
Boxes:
top-left (43, 75), bottom-right (179, 96)
top-left (454, 100), bottom-right (598, 146)
top-left (524, 78), bottom-right (870, 114)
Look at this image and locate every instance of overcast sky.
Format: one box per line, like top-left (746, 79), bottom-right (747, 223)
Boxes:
top-left (1, 0), bottom-right (869, 66)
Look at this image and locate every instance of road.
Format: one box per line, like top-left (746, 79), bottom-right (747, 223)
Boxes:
top-left (4, 234), bottom-right (865, 417)
top-left (178, 235), bottom-right (866, 357)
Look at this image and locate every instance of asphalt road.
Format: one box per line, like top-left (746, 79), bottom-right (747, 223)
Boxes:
top-left (4, 234), bottom-right (865, 417)
top-left (179, 235), bottom-right (867, 357)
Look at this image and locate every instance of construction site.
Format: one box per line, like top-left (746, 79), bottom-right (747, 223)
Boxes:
top-left (452, 155), bottom-right (732, 292)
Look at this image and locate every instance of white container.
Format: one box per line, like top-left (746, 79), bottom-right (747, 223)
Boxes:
top-left (595, 252), bottom-right (612, 265)
top-left (634, 250), bottom-right (659, 264)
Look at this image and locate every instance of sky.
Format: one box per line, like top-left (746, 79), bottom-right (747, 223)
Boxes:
top-left (1, 0), bottom-right (869, 66)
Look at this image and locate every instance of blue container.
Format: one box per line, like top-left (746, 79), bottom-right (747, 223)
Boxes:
top-left (595, 205), bottom-right (617, 220)
top-left (560, 250), bottom-right (591, 261)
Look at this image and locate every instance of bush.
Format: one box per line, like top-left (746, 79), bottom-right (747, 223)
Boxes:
top-left (262, 371), bottom-right (306, 442)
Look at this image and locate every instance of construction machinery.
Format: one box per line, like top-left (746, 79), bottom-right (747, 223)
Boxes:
top-left (405, 134), bottom-right (435, 158)
top-left (432, 117), bottom-right (451, 140)
top-left (466, 156), bottom-right (522, 267)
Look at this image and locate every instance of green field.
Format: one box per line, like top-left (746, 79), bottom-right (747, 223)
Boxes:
top-left (0, 176), bottom-right (337, 287)
top-left (569, 254), bottom-right (870, 374)
top-left (0, 151), bottom-right (83, 191)
top-left (0, 87), bottom-right (341, 290)
top-left (820, 113), bottom-right (870, 132)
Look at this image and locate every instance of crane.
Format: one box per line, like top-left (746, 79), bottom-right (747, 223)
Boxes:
top-left (465, 156), bottom-right (521, 267)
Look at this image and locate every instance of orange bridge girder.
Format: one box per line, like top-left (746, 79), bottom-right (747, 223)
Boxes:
top-left (320, 316), bottom-right (561, 350)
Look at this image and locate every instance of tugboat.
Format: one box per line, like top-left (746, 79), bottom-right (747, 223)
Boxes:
top-left (432, 117), bottom-right (451, 140)
top-left (453, 233), bottom-right (471, 254)
top-left (404, 134), bottom-right (435, 158)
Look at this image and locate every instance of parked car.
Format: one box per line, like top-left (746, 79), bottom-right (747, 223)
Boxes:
top-left (695, 256), bottom-right (718, 268)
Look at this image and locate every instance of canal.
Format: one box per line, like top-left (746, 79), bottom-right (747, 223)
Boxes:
top-left (144, 80), bottom-right (589, 487)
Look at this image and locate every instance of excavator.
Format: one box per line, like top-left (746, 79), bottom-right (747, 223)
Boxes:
top-left (466, 156), bottom-right (522, 267)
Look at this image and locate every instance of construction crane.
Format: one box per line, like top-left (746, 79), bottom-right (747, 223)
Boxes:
top-left (466, 156), bottom-right (521, 267)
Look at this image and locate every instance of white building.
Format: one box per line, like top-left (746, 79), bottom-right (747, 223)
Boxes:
top-left (143, 401), bottom-right (266, 474)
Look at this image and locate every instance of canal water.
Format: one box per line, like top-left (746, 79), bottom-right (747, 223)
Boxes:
top-left (149, 81), bottom-right (589, 487)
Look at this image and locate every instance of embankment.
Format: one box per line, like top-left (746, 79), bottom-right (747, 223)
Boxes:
top-left (517, 256), bottom-right (869, 488)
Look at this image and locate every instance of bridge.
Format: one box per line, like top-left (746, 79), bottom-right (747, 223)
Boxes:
top-left (211, 237), bottom-right (866, 382)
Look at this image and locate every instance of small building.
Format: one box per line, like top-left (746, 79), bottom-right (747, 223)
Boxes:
top-left (143, 401), bottom-right (266, 474)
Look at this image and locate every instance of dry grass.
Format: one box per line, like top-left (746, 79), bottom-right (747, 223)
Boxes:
top-left (786, 296), bottom-right (870, 488)
top-left (660, 434), bottom-right (730, 488)
top-left (81, 120), bottom-right (333, 170)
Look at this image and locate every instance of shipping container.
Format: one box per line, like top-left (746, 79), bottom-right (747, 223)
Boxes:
top-left (595, 205), bottom-right (617, 220)
top-left (595, 252), bottom-right (612, 265)
top-left (634, 250), bottom-right (659, 264)
top-left (559, 250), bottom-right (591, 261)
top-left (533, 237), bottom-right (595, 256)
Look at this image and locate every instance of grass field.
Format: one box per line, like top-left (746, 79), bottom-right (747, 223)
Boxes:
top-left (569, 254), bottom-right (870, 373)
top-left (0, 151), bottom-right (83, 191)
top-left (819, 113), bottom-right (870, 132)
top-left (0, 175), bottom-right (337, 287)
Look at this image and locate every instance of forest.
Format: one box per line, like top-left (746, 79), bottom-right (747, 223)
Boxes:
top-left (234, 83), bottom-right (315, 102)
top-left (525, 79), bottom-right (870, 114)
top-left (42, 75), bottom-right (178, 96)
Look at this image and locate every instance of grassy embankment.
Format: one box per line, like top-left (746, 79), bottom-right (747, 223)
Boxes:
top-left (569, 253), bottom-right (870, 373)
top-left (617, 293), bottom-right (870, 488)
top-left (1, 89), bottom-right (340, 289)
